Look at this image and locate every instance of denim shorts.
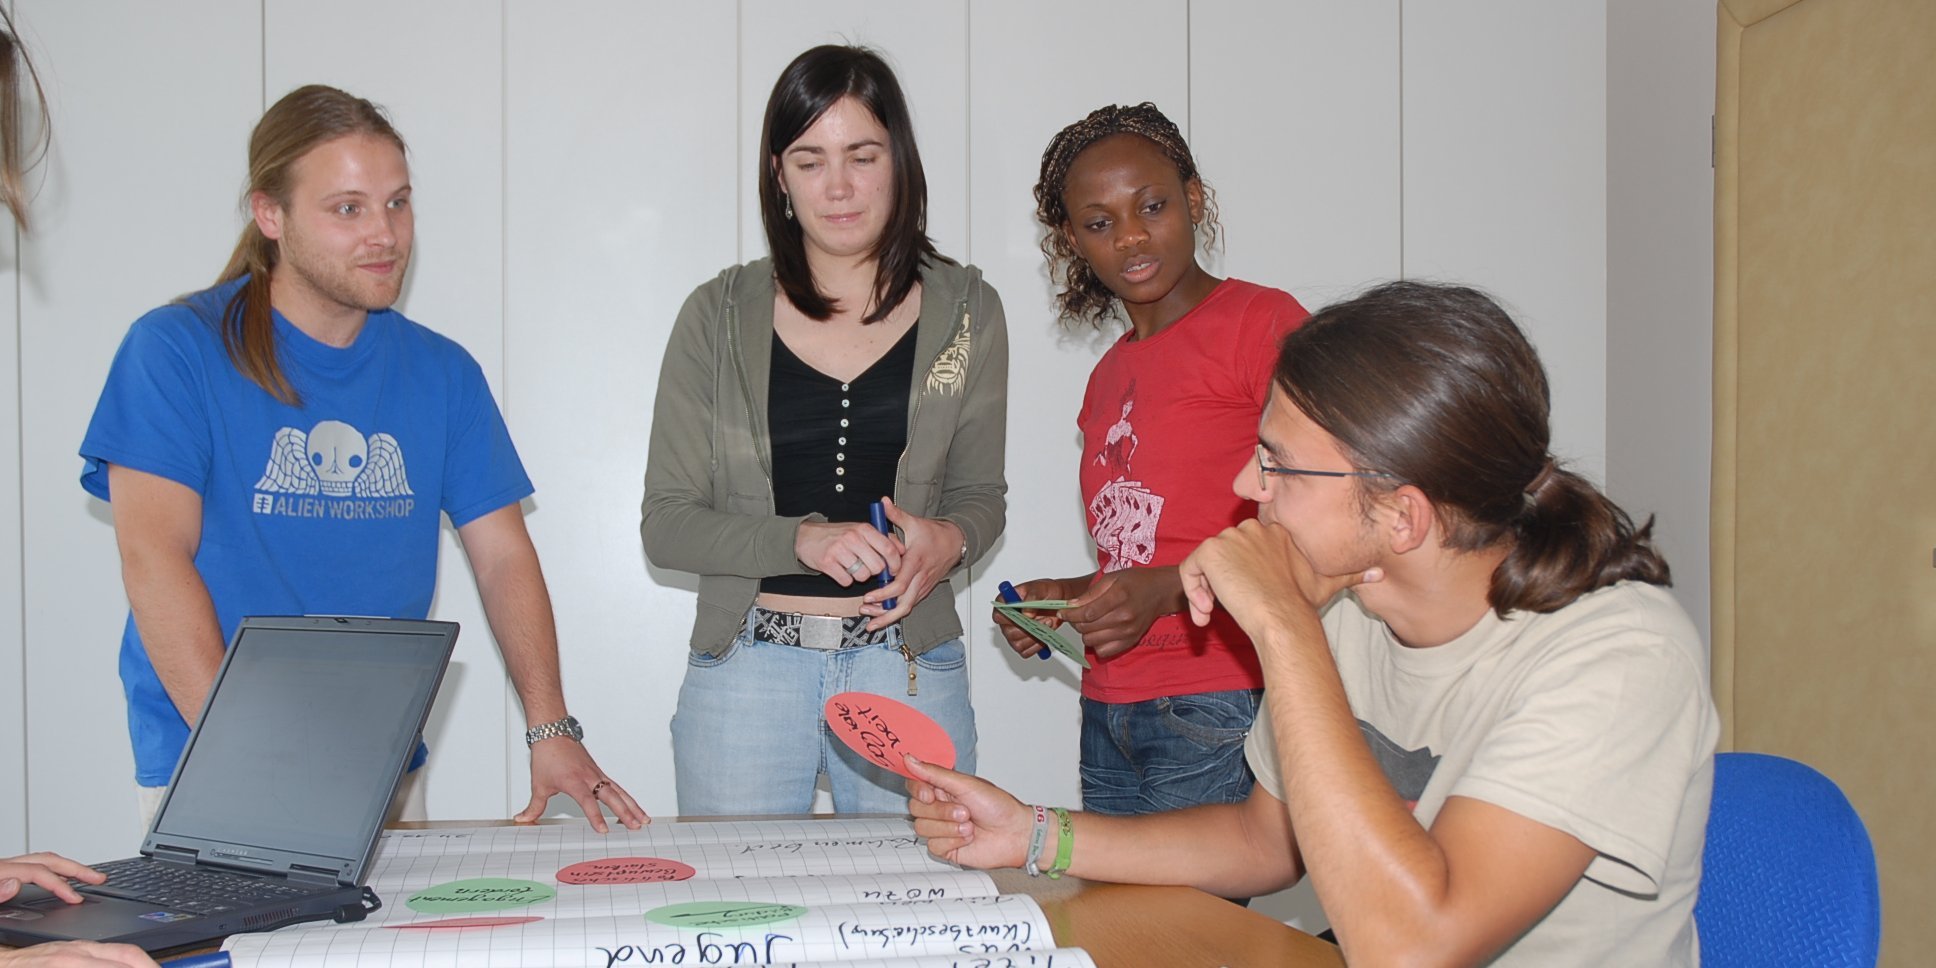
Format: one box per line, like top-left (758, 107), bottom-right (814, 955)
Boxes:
top-left (669, 620), bottom-right (977, 816)
top-left (1078, 688), bottom-right (1263, 816)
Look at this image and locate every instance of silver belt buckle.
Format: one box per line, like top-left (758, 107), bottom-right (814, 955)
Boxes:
top-left (799, 615), bottom-right (845, 650)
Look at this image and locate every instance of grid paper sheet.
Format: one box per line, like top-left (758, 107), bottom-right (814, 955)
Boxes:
top-left (746, 950), bottom-right (1098, 968)
top-left (296, 871), bottom-right (998, 928)
top-left (374, 818), bottom-right (915, 859)
top-left (361, 834), bottom-right (956, 903)
top-left (223, 894), bottom-right (1056, 967)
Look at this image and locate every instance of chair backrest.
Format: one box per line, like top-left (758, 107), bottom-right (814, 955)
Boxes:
top-left (1697, 752), bottom-right (1880, 967)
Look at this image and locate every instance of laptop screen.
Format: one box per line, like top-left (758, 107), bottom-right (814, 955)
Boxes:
top-left (152, 621), bottom-right (452, 864)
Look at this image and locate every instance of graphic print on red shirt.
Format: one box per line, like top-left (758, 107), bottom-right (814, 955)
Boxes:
top-left (1089, 380), bottom-right (1165, 572)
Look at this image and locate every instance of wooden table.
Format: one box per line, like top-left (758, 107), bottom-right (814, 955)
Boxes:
top-left (988, 868), bottom-right (1342, 968)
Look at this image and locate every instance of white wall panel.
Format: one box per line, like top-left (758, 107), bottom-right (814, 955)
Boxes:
top-left (17, 0), bottom-right (260, 861)
top-left (1192, 1), bottom-right (1401, 306)
top-left (0, 1), bottom-right (23, 856)
top-left (1401, 1), bottom-right (1608, 478)
top-left (967, 0), bottom-right (1190, 812)
top-left (1607, 0), bottom-right (1714, 642)
top-left (1, 221), bottom-right (17, 856)
top-left (265, 0), bottom-right (508, 821)
top-left (503, 1), bottom-right (737, 822)
top-left (1189, 3), bottom-right (1400, 926)
top-left (739, 1), bottom-right (969, 262)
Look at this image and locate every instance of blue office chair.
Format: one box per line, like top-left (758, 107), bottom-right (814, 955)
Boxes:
top-left (1696, 751), bottom-right (1880, 967)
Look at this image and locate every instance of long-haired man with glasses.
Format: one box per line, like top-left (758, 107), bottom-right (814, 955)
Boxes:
top-left (909, 281), bottom-right (1717, 967)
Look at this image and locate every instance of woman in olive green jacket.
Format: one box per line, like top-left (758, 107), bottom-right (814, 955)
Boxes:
top-left (641, 45), bottom-right (1007, 816)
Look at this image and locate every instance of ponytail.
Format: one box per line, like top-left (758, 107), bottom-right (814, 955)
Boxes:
top-left (213, 222), bottom-right (300, 407)
top-left (1490, 459), bottom-right (1671, 615)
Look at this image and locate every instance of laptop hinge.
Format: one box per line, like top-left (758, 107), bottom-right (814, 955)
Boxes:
top-left (290, 863), bottom-right (347, 887)
top-left (151, 845), bottom-right (199, 864)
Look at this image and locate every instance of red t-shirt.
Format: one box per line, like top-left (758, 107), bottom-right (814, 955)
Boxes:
top-left (1076, 279), bottom-right (1308, 703)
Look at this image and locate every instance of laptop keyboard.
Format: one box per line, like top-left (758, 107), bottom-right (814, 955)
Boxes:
top-left (84, 858), bottom-right (329, 915)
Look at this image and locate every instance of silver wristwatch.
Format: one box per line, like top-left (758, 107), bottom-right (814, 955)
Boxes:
top-left (524, 714), bottom-right (583, 747)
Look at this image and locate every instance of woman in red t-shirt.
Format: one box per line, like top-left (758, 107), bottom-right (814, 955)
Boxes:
top-left (998, 104), bottom-right (1308, 854)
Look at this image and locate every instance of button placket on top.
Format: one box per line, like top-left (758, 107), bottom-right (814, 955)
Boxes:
top-left (835, 382), bottom-right (850, 492)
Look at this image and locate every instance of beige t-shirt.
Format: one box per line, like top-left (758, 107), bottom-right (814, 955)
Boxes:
top-left (1245, 581), bottom-right (1718, 966)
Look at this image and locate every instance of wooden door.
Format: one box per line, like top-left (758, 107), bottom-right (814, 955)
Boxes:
top-left (1714, 1), bottom-right (1936, 964)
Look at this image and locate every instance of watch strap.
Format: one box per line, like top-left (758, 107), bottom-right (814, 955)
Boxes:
top-left (524, 714), bottom-right (582, 746)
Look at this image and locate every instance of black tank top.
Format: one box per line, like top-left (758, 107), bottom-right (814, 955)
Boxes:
top-left (759, 325), bottom-right (917, 598)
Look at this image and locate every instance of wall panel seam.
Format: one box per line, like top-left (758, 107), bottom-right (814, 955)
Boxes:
top-left (1397, 0), bottom-right (1405, 279)
top-left (9, 0), bottom-right (23, 850)
top-left (499, 0), bottom-right (515, 810)
top-left (962, 1), bottom-right (971, 267)
top-left (735, 0), bottom-right (743, 262)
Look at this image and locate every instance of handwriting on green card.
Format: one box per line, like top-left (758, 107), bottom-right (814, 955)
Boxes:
top-left (645, 901), bottom-right (806, 928)
top-left (407, 878), bottom-right (554, 913)
top-left (996, 606), bottom-right (1091, 669)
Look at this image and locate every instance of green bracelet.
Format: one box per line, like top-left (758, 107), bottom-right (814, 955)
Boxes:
top-left (1046, 806), bottom-right (1074, 879)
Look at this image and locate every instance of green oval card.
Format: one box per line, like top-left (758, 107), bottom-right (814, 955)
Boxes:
top-left (644, 901), bottom-right (806, 928)
top-left (407, 877), bottom-right (555, 913)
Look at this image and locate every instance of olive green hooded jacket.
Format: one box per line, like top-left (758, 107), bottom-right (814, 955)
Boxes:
top-left (641, 257), bottom-right (1008, 656)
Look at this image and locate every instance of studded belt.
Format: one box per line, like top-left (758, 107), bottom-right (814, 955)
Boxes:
top-left (748, 606), bottom-right (896, 650)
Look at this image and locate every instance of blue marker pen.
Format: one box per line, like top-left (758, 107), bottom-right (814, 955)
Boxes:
top-left (160, 954), bottom-right (232, 968)
top-left (998, 581), bottom-right (1051, 660)
top-left (869, 500), bottom-right (897, 611)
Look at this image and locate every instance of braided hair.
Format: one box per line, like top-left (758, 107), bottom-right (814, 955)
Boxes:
top-left (1034, 102), bottom-right (1221, 327)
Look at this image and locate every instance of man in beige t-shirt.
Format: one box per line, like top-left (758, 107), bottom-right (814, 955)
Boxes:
top-left (905, 282), bottom-right (1718, 966)
top-left (1245, 582), bottom-right (1716, 964)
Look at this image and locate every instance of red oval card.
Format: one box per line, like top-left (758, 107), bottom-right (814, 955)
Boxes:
top-left (823, 692), bottom-right (956, 779)
top-left (556, 856), bottom-right (697, 885)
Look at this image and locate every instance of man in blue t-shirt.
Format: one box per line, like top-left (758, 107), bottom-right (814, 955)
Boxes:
top-left (78, 84), bottom-right (644, 833)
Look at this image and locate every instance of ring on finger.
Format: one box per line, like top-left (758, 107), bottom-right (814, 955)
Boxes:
top-left (591, 779), bottom-right (608, 797)
top-left (846, 560), bottom-right (867, 576)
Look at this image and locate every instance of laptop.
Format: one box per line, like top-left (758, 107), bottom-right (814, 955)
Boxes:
top-left (0, 615), bottom-right (457, 953)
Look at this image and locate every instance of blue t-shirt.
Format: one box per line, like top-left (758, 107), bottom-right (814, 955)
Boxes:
top-left (79, 278), bottom-right (533, 784)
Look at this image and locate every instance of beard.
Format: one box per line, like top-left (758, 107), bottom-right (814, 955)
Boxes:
top-left (278, 234), bottom-right (410, 315)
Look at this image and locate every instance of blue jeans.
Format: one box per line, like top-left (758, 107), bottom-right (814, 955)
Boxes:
top-left (1079, 689), bottom-right (1262, 816)
top-left (670, 622), bottom-right (977, 816)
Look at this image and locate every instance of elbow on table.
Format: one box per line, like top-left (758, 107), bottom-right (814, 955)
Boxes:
top-left (1332, 911), bottom-right (1504, 968)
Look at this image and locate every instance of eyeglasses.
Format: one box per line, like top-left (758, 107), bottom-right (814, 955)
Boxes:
top-left (1255, 444), bottom-right (1398, 491)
